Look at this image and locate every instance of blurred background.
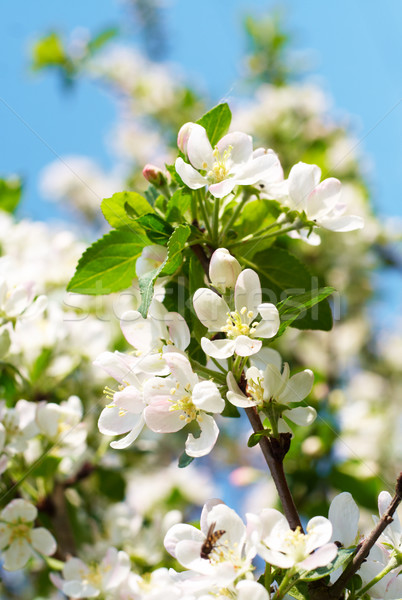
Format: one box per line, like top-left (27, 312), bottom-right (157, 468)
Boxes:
top-left (0, 2), bottom-right (402, 596)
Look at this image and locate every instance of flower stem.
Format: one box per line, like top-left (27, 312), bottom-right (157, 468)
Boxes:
top-left (219, 190), bottom-right (253, 242)
top-left (196, 189), bottom-right (214, 240)
top-left (355, 557), bottom-right (399, 598)
top-left (273, 568), bottom-right (298, 599)
top-left (212, 195), bottom-right (220, 244)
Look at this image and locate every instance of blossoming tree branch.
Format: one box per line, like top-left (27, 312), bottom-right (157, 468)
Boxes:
top-left (2, 102), bottom-right (388, 599)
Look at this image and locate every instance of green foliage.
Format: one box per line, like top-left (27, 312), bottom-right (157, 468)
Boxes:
top-left (95, 467), bottom-right (126, 502)
top-left (67, 227), bottom-right (149, 294)
top-left (101, 191), bottom-right (154, 228)
top-left (247, 429), bottom-right (271, 447)
top-left (196, 103), bottom-right (232, 146)
top-left (138, 225), bottom-right (191, 316)
top-left (32, 32), bottom-right (67, 71)
top-left (86, 27), bottom-right (119, 54)
top-left (178, 451), bottom-right (194, 468)
top-left (301, 547), bottom-right (355, 581)
top-left (243, 248), bottom-right (333, 331)
top-left (136, 213), bottom-right (174, 244)
top-left (0, 177), bottom-right (22, 214)
top-left (166, 189), bottom-right (192, 223)
top-left (276, 287), bottom-right (335, 337)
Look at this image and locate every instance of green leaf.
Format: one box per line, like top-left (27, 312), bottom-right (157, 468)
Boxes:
top-left (247, 429), bottom-right (271, 447)
top-left (30, 455), bottom-right (62, 479)
top-left (243, 248), bottom-right (333, 331)
top-left (138, 225), bottom-right (191, 316)
top-left (67, 228), bottom-right (148, 294)
top-left (276, 287), bottom-right (335, 338)
top-left (188, 255), bottom-right (208, 342)
top-left (301, 547), bottom-right (355, 581)
top-left (178, 451), bottom-right (195, 468)
top-left (32, 32), bottom-right (66, 70)
top-left (96, 468), bottom-right (126, 501)
top-left (221, 400), bottom-right (241, 418)
top-left (287, 581), bottom-right (310, 600)
top-left (0, 177), bottom-right (22, 214)
top-left (166, 189), bottom-right (192, 223)
top-left (137, 213), bottom-right (174, 244)
top-left (197, 103), bottom-right (232, 146)
top-left (87, 27), bottom-right (119, 54)
top-left (101, 191), bottom-right (154, 228)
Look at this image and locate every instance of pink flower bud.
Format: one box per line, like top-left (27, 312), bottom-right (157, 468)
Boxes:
top-left (177, 122), bottom-right (204, 155)
top-left (209, 248), bottom-right (242, 293)
top-left (142, 164), bottom-right (167, 187)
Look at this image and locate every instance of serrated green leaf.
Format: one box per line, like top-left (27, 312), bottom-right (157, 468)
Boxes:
top-left (137, 213), bottom-right (174, 244)
top-left (301, 547), bottom-right (355, 581)
top-left (101, 191), bottom-right (154, 228)
top-left (67, 228), bottom-right (148, 294)
top-left (0, 177), bottom-right (22, 214)
top-left (166, 189), bottom-right (192, 223)
top-left (178, 451), bottom-right (195, 468)
top-left (138, 225), bottom-right (191, 316)
top-left (197, 103), bottom-right (232, 146)
top-left (242, 248), bottom-right (333, 331)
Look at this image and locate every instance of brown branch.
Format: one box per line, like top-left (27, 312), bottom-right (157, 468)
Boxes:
top-left (327, 472), bottom-right (402, 598)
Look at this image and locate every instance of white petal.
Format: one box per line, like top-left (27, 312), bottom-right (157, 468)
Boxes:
top-left (113, 385), bottom-right (144, 413)
top-left (110, 416), bottom-right (145, 449)
top-left (98, 406), bottom-right (142, 436)
top-left (208, 503), bottom-right (246, 546)
top-left (187, 126), bottom-right (214, 170)
top-left (236, 580), bottom-right (269, 600)
top-left (318, 214), bottom-right (364, 232)
top-left (192, 380), bottom-right (224, 413)
top-left (235, 154), bottom-right (275, 185)
top-left (175, 539), bottom-right (214, 574)
top-left (263, 364), bottom-right (287, 401)
top-left (307, 178), bottom-right (342, 220)
top-left (235, 269), bottom-right (262, 316)
top-left (251, 347), bottom-right (282, 371)
top-left (193, 288), bottom-right (229, 331)
top-left (288, 162), bottom-right (321, 210)
top-left (163, 352), bottom-right (198, 390)
top-left (280, 369), bottom-right (314, 403)
top-left (144, 400), bottom-right (185, 433)
top-left (208, 178), bottom-right (237, 198)
top-left (31, 528), bottom-right (57, 556)
top-left (175, 157), bottom-right (207, 189)
top-left (3, 539), bottom-right (32, 570)
top-left (164, 523), bottom-right (204, 558)
top-left (305, 516), bottom-right (333, 553)
top-left (259, 508), bottom-right (290, 552)
top-left (185, 414), bottom-right (219, 457)
top-left (257, 544), bottom-right (294, 569)
top-left (201, 337), bottom-right (235, 359)
top-left (255, 303), bottom-right (280, 338)
top-left (329, 492), bottom-right (360, 547)
top-left (217, 132), bottom-right (253, 165)
top-left (233, 335), bottom-right (262, 357)
top-left (299, 543), bottom-right (337, 571)
top-left (283, 406), bottom-right (317, 426)
top-left (200, 499), bottom-right (224, 533)
top-left (63, 557), bottom-right (89, 580)
top-left (165, 312), bottom-right (191, 350)
top-left (63, 580), bottom-right (100, 598)
top-left (227, 372), bottom-right (256, 408)
top-left (103, 549), bottom-right (131, 590)
top-left (120, 310), bottom-right (155, 353)
top-left (1, 499), bottom-right (37, 523)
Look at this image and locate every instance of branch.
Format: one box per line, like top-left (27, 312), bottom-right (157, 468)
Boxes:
top-left (328, 472), bottom-right (402, 598)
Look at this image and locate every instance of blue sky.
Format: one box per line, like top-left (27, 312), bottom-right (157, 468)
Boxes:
top-left (1, 0), bottom-right (402, 223)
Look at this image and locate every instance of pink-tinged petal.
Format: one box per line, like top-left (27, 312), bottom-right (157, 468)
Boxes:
top-left (233, 335), bottom-right (262, 357)
top-left (192, 381), bottom-right (224, 413)
top-left (217, 132), bottom-right (253, 164)
top-left (193, 288), bottom-right (229, 331)
top-left (329, 492), bottom-right (359, 547)
top-left (235, 154), bottom-right (276, 185)
top-left (257, 545), bottom-right (294, 569)
top-left (93, 351), bottom-right (138, 384)
top-left (201, 337), bottom-right (235, 359)
top-left (63, 557), bottom-right (89, 580)
top-left (185, 414), bottom-right (219, 457)
top-left (255, 304), bottom-right (280, 338)
top-left (98, 406), bottom-right (142, 436)
top-left (187, 126), bottom-right (214, 170)
top-left (259, 508), bottom-right (290, 552)
top-left (113, 386), bottom-right (144, 413)
top-left (236, 580), bottom-right (269, 600)
top-left (165, 312), bottom-right (190, 350)
top-left (307, 178), bottom-right (342, 220)
top-left (288, 162), bottom-right (321, 210)
top-left (318, 214), bottom-right (364, 232)
top-left (378, 491), bottom-right (393, 519)
top-left (299, 543), bottom-right (338, 571)
top-left (63, 580), bottom-right (100, 598)
top-left (305, 516), bottom-right (333, 554)
top-left (110, 416), bottom-right (145, 449)
top-left (1, 499), bottom-right (37, 523)
top-left (135, 353), bottom-right (169, 376)
top-left (103, 549), bottom-right (131, 590)
top-left (31, 528), bottom-right (56, 556)
top-left (3, 539), bottom-right (32, 571)
top-left (251, 347), bottom-right (282, 371)
top-left (280, 369), bottom-right (314, 404)
top-left (235, 269), bottom-right (262, 315)
top-left (144, 400), bottom-right (185, 433)
top-left (227, 372), bottom-right (256, 408)
top-left (283, 406), bottom-right (317, 426)
top-left (175, 158), bottom-right (207, 189)
top-left (208, 503), bottom-right (246, 546)
top-left (208, 178), bottom-right (237, 198)
top-left (163, 352), bottom-right (198, 389)
top-left (120, 310), bottom-right (154, 353)
top-left (164, 523), bottom-right (204, 558)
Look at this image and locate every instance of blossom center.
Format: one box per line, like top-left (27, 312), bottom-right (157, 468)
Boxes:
top-left (9, 522), bottom-right (31, 544)
top-left (207, 146), bottom-right (233, 183)
top-left (169, 384), bottom-right (199, 424)
top-left (247, 377), bottom-right (265, 407)
top-left (221, 307), bottom-right (257, 339)
top-left (282, 526), bottom-right (308, 562)
top-left (81, 565), bottom-right (104, 589)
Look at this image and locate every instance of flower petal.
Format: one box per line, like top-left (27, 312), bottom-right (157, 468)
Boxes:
top-left (329, 492), bottom-right (359, 547)
top-left (164, 523), bottom-right (205, 558)
top-left (193, 288), bottom-right (229, 331)
top-left (217, 132), bottom-right (253, 165)
top-left (31, 527), bottom-right (57, 556)
top-left (144, 400), bottom-right (185, 433)
top-left (192, 381), bottom-right (224, 413)
top-left (288, 162), bottom-right (321, 210)
top-left (280, 369), bottom-right (314, 404)
top-left (110, 415), bottom-right (145, 449)
top-left (201, 337), bottom-right (235, 359)
top-left (283, 406), bottom-right (317, 426)
top-left (1, 499), bottom-right (37, 523)
top-left (163, 352), bottom-right (198, 390)
top-left (98, 406), bottom-right (142, 436)
top-left (233, 335), bottom-right (262, 357)
top-left (235, 269), bottom-right (262, 316)
top-left (307, 178), bottom-right (342, 220)
top-left (235, 154), bottom-right (276, 185)
top-left (3, 539), bottom-right (32, 571)
top-left (255, 303), bottom-right (280, 338)
top-left (187, 126), bottom-right (214, 170)
top-left (185, 414), bottom-right (219, 457)
top-left (318, 214), bottom-right (364, 232)
top-left (227, 372), bottom-right (256, 407)
top-left (208, 178), bottom-right (237, 198)
top-left (305, 516), bottom-right (333, 554)
top-left (175, 157), bottom-right (207, 189)
top-left (299, 543), bottom-right (337, 571)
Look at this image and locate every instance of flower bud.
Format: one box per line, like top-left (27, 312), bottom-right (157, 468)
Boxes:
top-left (177, 122), bottom-right (206, 155)
top-left (142, 164), bottom-right (167, 188)
top-left (209, 248), bottom-right (242, 293)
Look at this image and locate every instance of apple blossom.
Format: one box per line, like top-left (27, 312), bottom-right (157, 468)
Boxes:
top-left (286, 162), bottom-right (364, 232)
top-left (143, 352), bottom-right (224, 457)
top-left (226, 354), bottom-right (315, 433)
top-left (175, 124), bottom-right (277, 198)
top-left (358, 544), bottom-right (402, 600)
top-left (164, 499), bottom-right (257, 585)
top-left (376, 491), bottom-right (402, 552)
top-left (209, 248), bottom-right (242, 293)
top-left (36, 395), bottom-right (87, 451)
top-left (0, 399), bottom-right (38, 473)
top-left (50, 547), bottom-right (131, 598)
top-left (0, 499), bottom-right (56, 571)
top-left (0, 278), bottom-right (47, 322)
top-left (252, 507), bottom-right (337, 571)
top-left (193, 268), bottom-right (279, 359)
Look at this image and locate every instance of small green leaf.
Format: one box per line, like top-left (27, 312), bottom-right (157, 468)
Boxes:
top-left (87, 27), bottom-right (119, 54)
top-left (275, 287), bottom-right (335, 338)
top-left (166, 189), bottom-right (192, 223)
top-left (67, 228), bottom-right (148, 294)
top-left (178, 451), bottom-right (195, 468)
top-left (287, 581), bottom-right (310, 600)
top-left (197, 103), bottom-right (232, 146)
top-left (247, 429), bottom-right (271, 447)
top-left (301, 547), bottom-right (355, 581)
top-left (0, 177), bottom-right (22, 214)
top-left (137, 213), bottom-right (173, 244)
top-left (138, 225), bottom-right (191, 316)
top-left (101, 191), bottom-right (154, 228)
top-left (32, 32), bottom-right (66, 70)
top-left (221, 401), bottom-right (241, 418)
